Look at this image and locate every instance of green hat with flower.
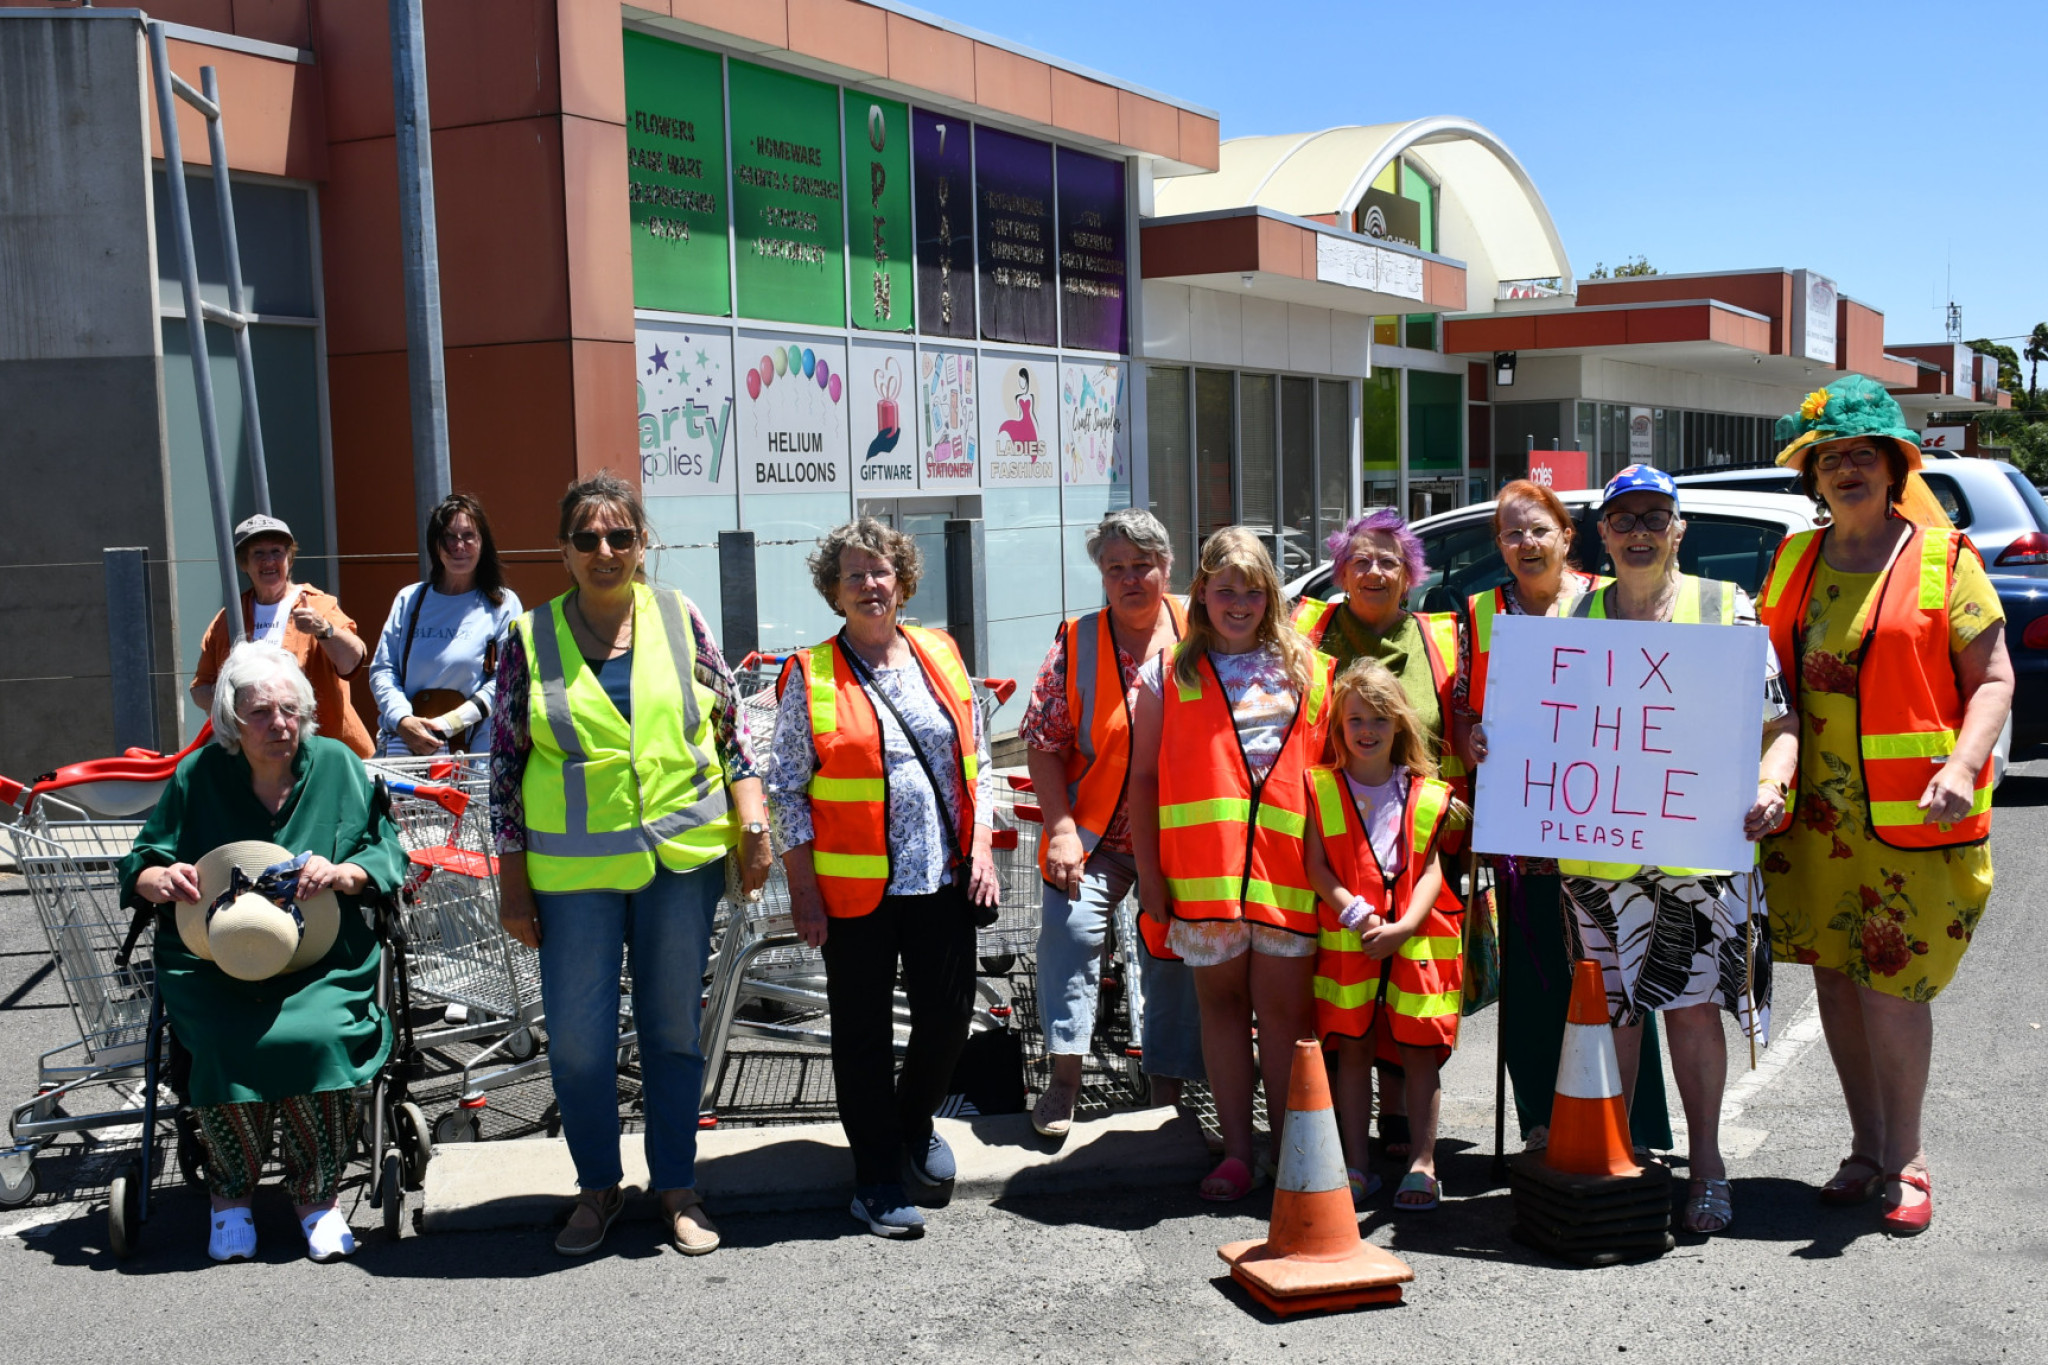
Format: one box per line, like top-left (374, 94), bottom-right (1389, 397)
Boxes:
top-left (1773, 374), bottom-right (1922, 471)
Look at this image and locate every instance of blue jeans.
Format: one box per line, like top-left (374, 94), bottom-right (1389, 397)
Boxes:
top-left (1035, 848), bottom-right (1205, 1081)
top-left (535, 860), bottom-right (722, 1192)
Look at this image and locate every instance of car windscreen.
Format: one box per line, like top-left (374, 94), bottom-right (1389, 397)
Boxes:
top-left (2001, 464), bottom-right (2048, 532)
top-left (1580, 514), bottom-right (1788, 598)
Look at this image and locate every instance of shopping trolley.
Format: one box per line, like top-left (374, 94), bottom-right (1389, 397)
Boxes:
top-left (0, 782), bottom-right (429, 1250)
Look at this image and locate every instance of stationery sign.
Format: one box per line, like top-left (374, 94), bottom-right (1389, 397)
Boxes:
top-left (637, 321), bottom-right (735, 496)
top-left (624, 34), bottom-right (728, 314)
top-left (982, 356), bottom-right (1057, 485)
top-left (1472, 615), bottom-right (1766, 874)
top-left (975, 125), bottom-right (1056, 346)
top-left (1056, 147), bottom-right (1128, 353)
top-left (737, 332), bottom-right (849, 493)
top-left (728, 61), bottom-right (845, 327)
top-left (846, 93), bottom-right (914, 332)
top-left (850, 339), bottom-right (918, 490)
top-left (920, 346), bottom-right (979, 486)
top-left (913, 110), bottom-right (975, 340)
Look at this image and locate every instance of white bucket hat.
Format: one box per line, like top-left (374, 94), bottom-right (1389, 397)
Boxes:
top-left (180, 841), bottom-right (340, 981)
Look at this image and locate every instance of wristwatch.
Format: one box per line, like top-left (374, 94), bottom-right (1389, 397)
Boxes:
top-left (742, 821), bottom-right (769, 836)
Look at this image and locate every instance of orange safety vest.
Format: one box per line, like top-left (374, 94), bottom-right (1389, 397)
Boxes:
top-left (1464, 576), bottom-right (1611, 718)
top-left (1038, 596), bottom-right (1190, 880)
top-left (1758, 523), bottom-right (1994, 850)
top-left (1306, 767), bottom-right (1463, 1052)
top-left (1156, 647), bottom-right (1333, 937)
top-left (777, 626), bottom-right (980, 917)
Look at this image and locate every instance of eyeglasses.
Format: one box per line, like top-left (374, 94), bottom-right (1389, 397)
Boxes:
top-left (238, 702), bottom-right (303, 727)
top-left (1603, 509), bottom-right (1675, 534)
top-left (440, 530), bottom-right (481, 549)
top-left (1347, 555), bottom-right (1406, 576)
top-left (840, 569), bottom-right (897, 586)
top-left (1499, 526), bottom-right (1559, 546)
top-left (1814, 446), bottom-right (1883, 474)
top-left (569, 529), bottom-right (637, 553)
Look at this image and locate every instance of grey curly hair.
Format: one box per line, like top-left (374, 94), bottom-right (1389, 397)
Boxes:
top-left (210, 642), bottom-right (319, 754)
top-left (1084, 507), bottom-right (1173, 570)
top-left (808, 517), bottom-right (923, 615)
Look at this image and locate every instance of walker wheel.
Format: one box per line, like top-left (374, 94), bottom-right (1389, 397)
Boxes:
top-left (380, 1152), bottom-right (413, 1239)
top-left (396, 1102), bottom-right (433, 1187)
top-left (506, 1027), bottom-right (539, 1062)
top-left (0, 1161), bottom-right (36, 1209)
top-left (108, 1163), bottom-right (141, 1258)
top-left (433, 1110), bottom-right (481, 1144)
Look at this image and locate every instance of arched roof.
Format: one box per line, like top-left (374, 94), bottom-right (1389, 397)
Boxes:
top-left (1154, 117), bottom-right (1572, 306)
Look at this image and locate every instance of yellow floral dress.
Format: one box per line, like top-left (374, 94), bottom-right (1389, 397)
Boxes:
top-left (1762, 553), bottom-right (2002, 1001)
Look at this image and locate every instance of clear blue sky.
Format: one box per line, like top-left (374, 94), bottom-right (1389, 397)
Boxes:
top-left (933, 0), bottom-right (2046, 352)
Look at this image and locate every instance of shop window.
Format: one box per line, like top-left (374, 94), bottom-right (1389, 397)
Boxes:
top-left (1282, 377), bottom-right (1316, 565)
top-left (1492, 401), bottom-right (1564, 484)
top-left (1373, 315), bottom-right (1400, 347)
top-left (1318, 380), bottom-right (1351, 550)
top-left (1240, 374), bottom-right (1280, 568)
top-left (1361, 370), bottom-right (1399, 512)
top-left (1403, 314), bottom-right (1437, 352)
top-left (1196, 369), bottom-right (1236, 544)
top-left (1408, 371), bottom-right (1462, 475)
top-left (1400, 158), bottom-right (1436, 254)
top-left (1145, 365), bottom-right (1192, 588)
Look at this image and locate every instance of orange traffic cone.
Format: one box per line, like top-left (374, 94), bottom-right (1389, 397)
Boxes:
top-left (1217, 1040), bottom-right (1413, 1315)
top-left (1544, 960), bottom-right (1640, 1179)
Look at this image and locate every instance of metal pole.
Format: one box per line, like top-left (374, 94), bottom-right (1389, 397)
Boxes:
top-left (104, 549), bottom-right (160, 753)
top-left (716, 530), bottom-right (759, 661)
top-left (944, 518), bottom-right (988, 676)
top-left (390, 0), bottom-right (452, 579)
top-left (148, 23), bottom-right (244, 644)
top-left (200, 66), bottom-right (271, 516)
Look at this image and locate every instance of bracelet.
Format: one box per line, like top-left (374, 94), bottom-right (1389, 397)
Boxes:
top-left (1757, 777), bottom-right (1787, 800)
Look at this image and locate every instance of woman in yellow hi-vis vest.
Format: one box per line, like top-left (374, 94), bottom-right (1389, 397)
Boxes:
top-left (764, 519), bottom-right (999, 1241)
top-left (491, 473), bottom-right (773, 1259)
top-left (1548, 464), bottom-right (1798, 1238)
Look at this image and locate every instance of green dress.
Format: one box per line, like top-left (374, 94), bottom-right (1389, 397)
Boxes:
top-left (118, 736), bottom-right (407, 1105)
top-left (1322, 608), bottom-right (1445, 749)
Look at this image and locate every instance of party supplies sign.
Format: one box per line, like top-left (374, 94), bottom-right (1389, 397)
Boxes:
top-left (1472, 614), bottom-right (1766, 873)
top-left (637, 322), bottom-right (734, 496)
top-left (851, 340), bottom-right (917, 491)
top-left (738, 332), bottom-right (848, 493)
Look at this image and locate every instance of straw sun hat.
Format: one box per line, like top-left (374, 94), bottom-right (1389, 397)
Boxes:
top-left (178, 841), bottom-right (340, 981)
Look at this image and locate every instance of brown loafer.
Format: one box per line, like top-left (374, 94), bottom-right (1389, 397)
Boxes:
top-left (554, 1185), bottom-right (625, 1257)
top-left (663, 1188), bottom-right (721, 1255)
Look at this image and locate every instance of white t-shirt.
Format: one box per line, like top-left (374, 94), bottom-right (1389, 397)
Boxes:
top-left (250, 586), bottom-right (302, 644)
top-left (1343, 769), bottom-right (1409, 879)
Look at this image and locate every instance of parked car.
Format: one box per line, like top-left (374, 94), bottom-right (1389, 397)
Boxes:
top-left (1991, 574), bottom-right (2048, 757)
top-left (1674, 457), bottom-right (2048, 578)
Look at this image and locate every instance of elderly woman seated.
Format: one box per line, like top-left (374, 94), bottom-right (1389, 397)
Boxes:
top-left (121, 641), bottom-right (406, 1264)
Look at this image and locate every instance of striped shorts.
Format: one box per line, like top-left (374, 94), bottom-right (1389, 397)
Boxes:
top-left (191, 1089), bottom-right (354, 1204)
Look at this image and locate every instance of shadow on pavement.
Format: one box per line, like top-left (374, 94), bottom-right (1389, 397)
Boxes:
top-left (1993, 774), bottom-right (2048, 809)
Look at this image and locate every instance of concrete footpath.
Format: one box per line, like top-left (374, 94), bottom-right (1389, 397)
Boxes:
top-left (423, 1105), bottom-right (1212, 1232)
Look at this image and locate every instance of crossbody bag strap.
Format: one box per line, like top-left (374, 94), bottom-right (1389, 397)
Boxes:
top-left (838, 632), bottom-right (969, 866)
top-left (398, 582), bottom-right (428, 693)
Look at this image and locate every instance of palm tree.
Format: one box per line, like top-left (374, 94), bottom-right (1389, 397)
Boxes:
top-left (2027, 323), bottom-right (2048, 405)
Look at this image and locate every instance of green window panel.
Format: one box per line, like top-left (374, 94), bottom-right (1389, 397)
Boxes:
top-left (728, 60), bottom-right (846, 327)
top-left (1408, 370), bottom-right (1462, 472)
top-left (624, 34), bottom-right (730, 315)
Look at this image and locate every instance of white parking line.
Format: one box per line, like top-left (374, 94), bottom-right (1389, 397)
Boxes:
top-left (1722, 989), bottom-right (1825, 1125)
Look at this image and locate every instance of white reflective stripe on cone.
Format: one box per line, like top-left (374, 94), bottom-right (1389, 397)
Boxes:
top-left (1274, 1104), bottom-right (1347, 1194)
top-left (1554, 1022), bottom-right (1622, 1100)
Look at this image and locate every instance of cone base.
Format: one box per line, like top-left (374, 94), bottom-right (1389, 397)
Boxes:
top-left (1218, 1237), bottom-right (1413, 1314)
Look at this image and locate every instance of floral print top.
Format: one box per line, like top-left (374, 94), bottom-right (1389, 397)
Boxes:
top-left (1138, 643), bottom-right (1301, 788)
top-left (1019, 616), bottom-right (1175, 854)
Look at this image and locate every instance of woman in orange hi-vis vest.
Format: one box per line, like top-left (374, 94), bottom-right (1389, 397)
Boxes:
top-left (764, 519), bottom-right (1000, 1241)
top-left (1021, 509), bottom-right (1205, 1139)
top-left (1759, 377), bottom-right (2013, 1236)
top-left (1131, 527), bottom-right (1333, 1202)
top-left (1305, 659), bottom-right (1465, 1212)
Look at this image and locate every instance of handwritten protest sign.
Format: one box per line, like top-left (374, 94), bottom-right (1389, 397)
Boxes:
top-left (1472, 614), bottom-right (1766, 873)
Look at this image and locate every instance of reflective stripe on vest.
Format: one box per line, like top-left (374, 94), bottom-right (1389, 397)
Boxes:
top-left (1305, 767), bottom-right (1463, 1046)
top-left (1156, 649), bottom-right (1333, 934)
top-left (780, 625), bottom-right (979, 917)
top-left (1039, 598), bottom-right (1189, 880)
top-left (1759, 525), bottom-right (1994, 851)
top-left (515, 585), bottom-right (733, 892)
top-left (1466, 576), bottom-right (1612, 717)
top-left (1556, 575), bottom-right (1740, 879)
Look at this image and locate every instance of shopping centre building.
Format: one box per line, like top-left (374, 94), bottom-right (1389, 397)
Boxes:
top-left (0, 0), bottom-right (2013, 768)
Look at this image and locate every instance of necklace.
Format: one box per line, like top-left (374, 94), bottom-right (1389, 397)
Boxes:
top-left (571, 591), bottom-right (632, 653)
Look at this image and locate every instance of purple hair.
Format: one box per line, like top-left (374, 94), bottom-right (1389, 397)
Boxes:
top-left (1326, 507), bottom-right (1427, 586)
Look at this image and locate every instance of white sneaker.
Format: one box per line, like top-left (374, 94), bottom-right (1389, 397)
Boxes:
top-left (301, 1207), bottom-right (356, 1262)
top-left (208, 1207), bottom-right (257, 1263)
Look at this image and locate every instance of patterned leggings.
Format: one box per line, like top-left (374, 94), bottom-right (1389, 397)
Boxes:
top-left (192, 1089), bottom-right (354, 1204)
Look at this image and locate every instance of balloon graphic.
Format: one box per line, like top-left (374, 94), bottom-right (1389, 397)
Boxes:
top-left (759, 357), bottom-right (774, 387)
top-left (773, 349), bottom-right (787, 378)
top-left (829, 374), bottom-right (842, 403)
top-left (815, 357), bottom-right (830, 389)
top-left (786, 344), bottom-right (802, 374)
top-left (746, 369), bottom-right (762, 400)
top-left (801, 348), bottom-right (815, 379)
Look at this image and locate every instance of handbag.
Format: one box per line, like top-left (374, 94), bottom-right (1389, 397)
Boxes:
top-left (1461, 856), bottom-right (1501, 1016)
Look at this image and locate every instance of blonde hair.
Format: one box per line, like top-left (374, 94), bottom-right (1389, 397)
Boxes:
top-left (1325, 658), bottom-right (1437, 780)
top-left (1173, 526), bottom-right (1312, 696)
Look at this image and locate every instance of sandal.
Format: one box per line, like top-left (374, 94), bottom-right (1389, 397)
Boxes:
top-left (1819, 1153), bottom-right (1884, 1207)
top-left (1199, 1156), bottom-right (1263, 1203)
top-left (1394, 1171), bottom-right (1441, 1211)
top-left (1031, 1083), bottom-right (1077, 1139)
top-left (1379, 1112), bottom-right (1411, 1159)
top-left (1681, 1178), bottom-right (1734, 1235)
top-left (1881, 1169), bottom-right (1932, 1235)
top-left (1347, 1167), bottom-right (1382, 1207)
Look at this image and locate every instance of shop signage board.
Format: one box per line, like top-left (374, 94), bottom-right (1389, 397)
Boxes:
top-left (919, 346), bottom-right (980, 487)
top-left (1473, 615), bottom-right (1766, 874)
top-left (1061, 360), bottom-right (1126, 486)
top-left (737, 332), bottom-right (849, 493)
top-left (728, 61), bottom-right (845, 327)
top-left (849, 339), bottom-right (919, 491)
top-left (1528, 449), bottom-right (1587, 491)
top-left (846, 92), bottom-right (914, 333)
top-left (1355, 187), bottom-right (1422, 250)
top-left (1315, 234), bottom-right (1424, 302)
top-left (1791, 269), bottom-right (1838, 368)
top-left (913, 111), bottom-right (976, 340)
top-left (636, 321), bottom-right (735, 496)
top-left (1629, 407), bottom-right (1653, 460)
top-left (1920, 424), bottom-right (1967, 451)
top-left (1056, 148), bottom-right (1128, 354)
top-left (624, 34), bottom-right (729, 315)
top-left (975, 126), bottom-right (1057, 347)
top-left (981, 354), bottom-right (1058, 486)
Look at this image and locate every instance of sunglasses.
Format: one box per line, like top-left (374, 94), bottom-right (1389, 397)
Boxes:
top-left (569, 529), bottom-right (638, 553)
top-left (1603, 509), bottom-right (1675, 534)
top-left (1814, 446), bottom-right (1883, 474)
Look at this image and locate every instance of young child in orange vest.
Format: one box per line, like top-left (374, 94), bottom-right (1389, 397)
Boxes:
top-left (1303, 659), bottom-right (1465, 1211)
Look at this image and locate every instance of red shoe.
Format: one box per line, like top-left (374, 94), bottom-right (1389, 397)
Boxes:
top-left (1881, 1169), bottom-right (1932, 1235)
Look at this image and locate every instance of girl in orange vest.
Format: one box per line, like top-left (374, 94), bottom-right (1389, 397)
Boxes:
top-left (1131, 527), bottom-right (1332, 1202)
top-left (1305, 659), bottom-right (1464, 1211)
